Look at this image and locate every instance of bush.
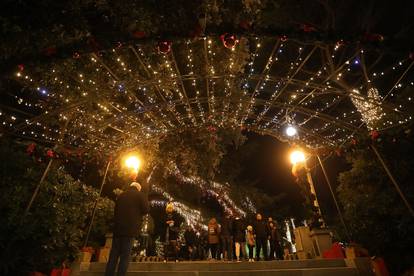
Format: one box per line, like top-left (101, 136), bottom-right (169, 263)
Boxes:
top-left (0, 141), bottom-right (113, 275)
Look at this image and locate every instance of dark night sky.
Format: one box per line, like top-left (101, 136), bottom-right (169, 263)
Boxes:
top-left (239, 133), bottom-right (350, 223)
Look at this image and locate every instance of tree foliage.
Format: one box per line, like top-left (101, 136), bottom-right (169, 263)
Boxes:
top-left (336, 133), bottom-right (414, 274)
top-left (0, 141), bottom-right (113, 275)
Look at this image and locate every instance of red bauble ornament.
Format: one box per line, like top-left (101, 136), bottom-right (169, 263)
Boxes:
top-left (220, 33), bottom-right (239, 49)
top-left (132, 31), bottom-right (146, 38)
top-left (363, 33), bottom-right (384, 42)
top-left (336, 40), bottom-right (345, 47)
top-left (300, 24), bottom-right (316, 33)
top-left (26, 143), bottom-right (36, 155)
top-left (351, 138), bottom-right (357, 145)
top-left (280, 35), bottom-right (288, 42)
top-left (46, 149), bottom-right (54, 158)
top-left (157, 41), bottom-right (172, 54)
top-left (18, 64), bottom-right (25, 71)
top-left (73, 52), bottom-right (80, 59)
top-left (370, 130), bottom-right (379, 140)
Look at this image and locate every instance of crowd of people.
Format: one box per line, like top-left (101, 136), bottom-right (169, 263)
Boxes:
top-left (104, 181), bottom-right (287, 276)
top-left (165, 213), bottom-right (285, 262)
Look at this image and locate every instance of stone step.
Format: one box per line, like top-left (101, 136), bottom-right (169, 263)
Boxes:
top-left (87, 259), bottom-right (348, 272)
top-left (81, 267), bottom-right (358, 276)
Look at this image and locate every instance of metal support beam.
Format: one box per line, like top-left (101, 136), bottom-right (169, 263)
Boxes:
top-left (83, 159), bottom-right (112, 247)
top-left (317, 155), bottom-right (351, 241)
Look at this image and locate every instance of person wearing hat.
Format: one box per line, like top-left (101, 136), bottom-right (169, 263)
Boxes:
top-left (105, 182), bottom-right (149, 276)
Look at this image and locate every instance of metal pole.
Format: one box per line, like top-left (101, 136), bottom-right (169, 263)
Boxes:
top-left (304, 160), bottom-right (326, 228)
top-left (83, 160), bottom-right (112, 247)
top-left (23, 158), bottom-right (54, 217)
top-left (22, 119), bottom-right (70, 217)
top-left (317, 155), bottom-right (351, 240)
top-left (370, 145), bottom-right (414, 218)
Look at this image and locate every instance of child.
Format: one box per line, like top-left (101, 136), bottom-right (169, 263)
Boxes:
top-left (246, 225), bottom-right (255, 262)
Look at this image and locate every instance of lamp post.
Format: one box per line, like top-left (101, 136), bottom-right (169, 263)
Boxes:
top-left (83, 154), bottom-right (142, 247)
top-left (290, 150), bottom-right (325, 228)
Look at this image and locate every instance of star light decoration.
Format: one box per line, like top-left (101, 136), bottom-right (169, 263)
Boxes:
top-left (2, 35), bottom-right (413, 155)
top-left (350, 87), bottom-right (384, 130)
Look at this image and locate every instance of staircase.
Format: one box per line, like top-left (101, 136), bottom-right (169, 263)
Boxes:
top-left (78, 258), bottom-right (373, 276)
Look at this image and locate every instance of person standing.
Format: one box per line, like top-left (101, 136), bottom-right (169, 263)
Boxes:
top-left (253, 213), bottom-right (269, 261)
top-left (105, 182), bottom-right (149, 276)
top-left (165, 202), bottom-right (180, 262)
top-left (208, 218), bottom-right (220, 260)
top-left (184, 226), bottom-right (197, 260)
top-left (233, 217), bottom-right (247, 262)
top-left (220, 214), bottom-right (233, 261)
top-left (246, 225), bottom-right (255, 262)
top-left (272, 222), bottom-right (284, 260)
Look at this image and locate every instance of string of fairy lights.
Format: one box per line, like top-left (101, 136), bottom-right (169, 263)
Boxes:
top-left (146, 164), bottom-right (255, 230)
top-left (2, 35), bottom-right (413, 154)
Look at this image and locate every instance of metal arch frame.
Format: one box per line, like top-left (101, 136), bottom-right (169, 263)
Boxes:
top-left (95, 95), bottom-right (364, 141)
top-left (5, 35), bottom-right (413, 152)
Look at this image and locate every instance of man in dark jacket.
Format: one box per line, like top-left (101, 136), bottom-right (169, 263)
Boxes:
top-left (220, 214), bottom-right (233, 261)
top-left (184, 226), bottom-right (197, 260)
top-left (105, 182), bottom-right (149, 276)
top-left (233, 217), bottom-right (247, 261)
top-left (269, 221), bottom-right (283, 260)
top-left (254, 213), bottom-right (270, 261)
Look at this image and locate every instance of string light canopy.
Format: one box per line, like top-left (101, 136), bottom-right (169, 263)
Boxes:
top-left (1, 35), bottom-right (413, 155)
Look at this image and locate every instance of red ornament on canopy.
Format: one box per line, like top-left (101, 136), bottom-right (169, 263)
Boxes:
top-left (220, 33), bottom-right (239, 49)
top-left (46, 149), bottom-right (54, 158)
top-left (370, 130), bottom-right (380, 140)
top-left (157, 41), bottom-right (172, 54)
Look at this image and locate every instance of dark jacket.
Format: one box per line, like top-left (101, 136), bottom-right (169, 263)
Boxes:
top-left (233, 218), bottom-right (246, 242)
top-left (220, 217), bottom-right (233, 237)
top-left (184, 229), bottom-right (197, 246)
top-left (165, 212), bottom-right (181, 241)
top-left (254, 219), bottom-right (270, 239)
top-left (270, 227), bottom-right (282, 242)
top-left (113, 187), bottom-right (149, 237)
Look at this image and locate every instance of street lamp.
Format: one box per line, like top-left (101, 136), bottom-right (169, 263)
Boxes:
top-left (124, 155), bottom-right (141, 180)
top-left (124, 155), bottom-right (141, 172)
top-left (289, 149), bottom-right (325, 227)
top-left (290, 150), bottom-right (305, 164)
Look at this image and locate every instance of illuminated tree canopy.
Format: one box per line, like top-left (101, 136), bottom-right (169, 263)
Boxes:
top-left (0, 0), bottom-right (413, 162)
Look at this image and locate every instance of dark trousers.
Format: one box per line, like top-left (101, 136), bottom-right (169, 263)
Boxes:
top-left (209, 243), bottom-right (218, 259)
top-left (220, 236), bottom-right (233, 260)
top-left (165, 240), bottom-right (178, 260)
top-left (255, 238), bottom-right (268, 260)
top-left (248, 245), bottom-right (254, 259)
top-left (269, 240), bottom-right (283, 260)
top-left (105, 236), bottom-right (133, 276)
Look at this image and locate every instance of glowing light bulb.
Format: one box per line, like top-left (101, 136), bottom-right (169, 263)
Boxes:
top-left (125, 156), bottom-right (141, 172)
top-left (286, 125), bottom-right (297, 136)
top-left (290, 150), bottom-right (305, 164)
